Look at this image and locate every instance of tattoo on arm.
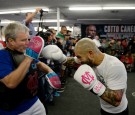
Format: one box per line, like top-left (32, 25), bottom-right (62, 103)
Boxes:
top-left (100, 88), bottom-right (124, 107)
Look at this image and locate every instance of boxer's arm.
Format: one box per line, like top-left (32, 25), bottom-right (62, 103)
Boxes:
top-left (64, 57), bottom-right (75, 66)
top-left (100, 88), bottom-right (124, 107)
top-left (64, 57), bottom-right (80, 66)
top-left (41, 45), bottom-right (81, 65)
top-left (41, 45), bottom-right (67, 63)
top-left (74, 64), bottom-right (123, 107)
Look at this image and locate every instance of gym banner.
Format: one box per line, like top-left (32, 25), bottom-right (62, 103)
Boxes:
top-left (81, 24), bottom-right (135, 39)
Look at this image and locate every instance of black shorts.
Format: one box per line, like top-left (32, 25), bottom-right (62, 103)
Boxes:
top-left (100, 106), bottom-right (128, 115)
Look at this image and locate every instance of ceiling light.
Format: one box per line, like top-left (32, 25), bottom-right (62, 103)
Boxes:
top-left (103, 7), bottom-right (135, 10)
top-left (0, 11), bottom-right (20, 14)
top-left (69, 7), bottom-right (102, 10)
top-left (77, 19), bottom-right (122, 21)
top-left (20, 8), bottom-right (49, 13)
top-left (32, 19), bottom-right (65, 23)
top-left (69, 6), bottom-right (135, 11)
top-left (0, 8), bottom-right (49, 14)
top-left (0, 20), bottom-right (15, 24)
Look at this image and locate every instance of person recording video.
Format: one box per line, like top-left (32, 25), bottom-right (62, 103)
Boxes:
top-left (22, 8), bottom-right (42, 39)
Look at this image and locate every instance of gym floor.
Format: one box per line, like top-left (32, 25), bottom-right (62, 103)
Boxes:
top-left (47, 72), bottom-right (135, 115)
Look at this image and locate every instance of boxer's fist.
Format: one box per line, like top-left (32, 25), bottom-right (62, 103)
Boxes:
top-left (74, 64), bottom-right (106, 96)
top-left (41, 45), bottom-right (67, 63)
top-left (25, 36), bottom-right (44, 59)
top-left (74, 56), bottom-right (81, 64)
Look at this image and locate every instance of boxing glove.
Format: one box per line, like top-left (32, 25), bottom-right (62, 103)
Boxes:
top-left (46, 72), bottom-right (61, 89)
top-left (41, 45), bottom-right (67, 63)
top-left (74, 64), bottom-right (106, 96)
top-left (25, 36), bottom-right (44, 59)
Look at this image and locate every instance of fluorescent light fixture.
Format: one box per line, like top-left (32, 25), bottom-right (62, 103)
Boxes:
top-left (103, 7), bottom-right (135, 10)
top-left (0, 11), bottom-right (20, 14)
top-left (77, 19), bottom-right (122, 21)
top-left (20, 8), bottom-right (49, 13)
top-left (69, 6), bottom-right (135, 11)
top-left (0, 8), bottom-right (49, 14)
top-left (0, 20), bottom-right (15, 24)
top-left (69, 7), bottom-right (102, 10)
top-left (32, 19), bottom-right (65, 23)
top-left (20, 9), bottom-right (36, 13)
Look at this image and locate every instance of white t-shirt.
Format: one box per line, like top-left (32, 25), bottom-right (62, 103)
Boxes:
top-left (94, 54), bottom-right (128, 113)
top-left (93, 39), bottom-right (101, 47)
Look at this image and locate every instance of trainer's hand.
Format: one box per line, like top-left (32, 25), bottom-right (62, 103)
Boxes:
top-left (41, 45), bottom-right (67, 63)
top-left (25, 36), bottom-right (44, 59)
top-left (74, 64), bottom-right (106, 96)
